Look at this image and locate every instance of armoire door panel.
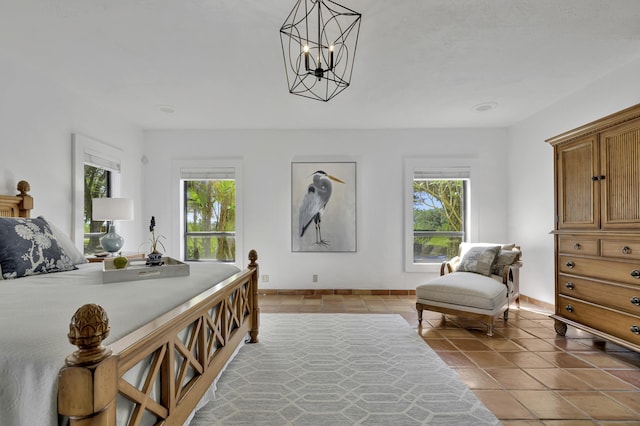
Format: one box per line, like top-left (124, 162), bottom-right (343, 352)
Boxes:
top-left (557, 136), bottom-right (599, 229)
top-left (601, 122), bottom-right (640, 229)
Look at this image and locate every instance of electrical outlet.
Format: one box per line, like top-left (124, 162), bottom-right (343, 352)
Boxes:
top-left (312, 274), bottom-right (318, 282)
top-left (262, 275), bottom-right (269, 283)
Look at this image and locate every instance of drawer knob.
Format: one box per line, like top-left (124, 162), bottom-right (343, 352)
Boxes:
top-left (565, 304), bottom-right (574, 313)
top-left (573, 243), bottom-right (581, 250)
top-left (565, 282), bottom-right (575, 290)
top-left (566, 261), bottom-right (575, 269)
top-left (631, 325), bottom-right (640, 335)
top-left (623, 246), bottom-right (632, 255)
top-left (631, 296), bottom-right (640, 306)
top-left (631, 270), bottom-right (640, 279)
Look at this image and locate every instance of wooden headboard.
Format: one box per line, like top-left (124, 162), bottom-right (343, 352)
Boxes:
top-left (0, 180), bottom-right (33, 218)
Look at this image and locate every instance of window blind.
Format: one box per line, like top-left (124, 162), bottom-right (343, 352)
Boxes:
top-left (84, 152), bottom-right (121, 172)
top-left (180, 167), bottom-right (235, 180)
top-left (414, 166), bottom-right (470, 179)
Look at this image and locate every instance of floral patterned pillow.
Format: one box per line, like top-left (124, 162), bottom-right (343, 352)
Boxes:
top-left (0, 217), bottom-right (76, 279)
top-left (456, 245), bottom-right (501, 276)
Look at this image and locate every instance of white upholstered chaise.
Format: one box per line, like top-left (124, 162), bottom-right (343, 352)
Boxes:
top-left (416, 243), bottom-right (521, 336)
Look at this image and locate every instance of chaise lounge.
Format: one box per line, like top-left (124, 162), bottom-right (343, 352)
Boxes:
top-left (416, 243), bottom-right (522, 336)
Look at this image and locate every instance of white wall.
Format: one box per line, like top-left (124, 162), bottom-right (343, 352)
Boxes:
top-left (5, 44), bottom-right (640, 300)
top-left (507, 57), bottom-right (640, 305)
top-left (0, 57), bottom-right (144, 248)
top-left (143, 128), bottom-right (510, 290)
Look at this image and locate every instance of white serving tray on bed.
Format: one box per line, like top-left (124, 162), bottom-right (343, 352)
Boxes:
top-left (102, 257), bottom-right (190, 283)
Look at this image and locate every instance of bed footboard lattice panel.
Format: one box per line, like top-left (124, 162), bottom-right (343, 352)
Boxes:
top-left (117, 281), bottom-right (253, 425)
top-left (59, 251), bottom-right (259, 426)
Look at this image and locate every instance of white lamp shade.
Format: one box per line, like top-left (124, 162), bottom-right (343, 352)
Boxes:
top-left (92, 198), bottom-right (134, 221)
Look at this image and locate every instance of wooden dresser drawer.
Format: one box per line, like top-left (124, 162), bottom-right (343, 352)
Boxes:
top-left (557, 295), bottom-right (640, 347)
top-left (558, 274), bottom-right (640, 316)
top-left (558, 236), bottom-right (599, 256)
top-left (559, 255), bottom-right (640, 286)
top-left (601, 239), bottom-right (640, 261)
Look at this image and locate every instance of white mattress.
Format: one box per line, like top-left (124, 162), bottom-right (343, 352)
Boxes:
top-left (0, 261), bottom-right (241, 426)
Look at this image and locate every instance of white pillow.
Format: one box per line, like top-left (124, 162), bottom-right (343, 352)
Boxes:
top-left (41, 217), bottom-right (88, 265)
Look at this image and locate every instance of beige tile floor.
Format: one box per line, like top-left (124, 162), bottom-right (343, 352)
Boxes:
top-left (259, 293), bottom-right (640, 424)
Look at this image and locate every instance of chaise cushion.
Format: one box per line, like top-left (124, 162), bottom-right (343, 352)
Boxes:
top-left (416, 272), bottom-right (507, 311)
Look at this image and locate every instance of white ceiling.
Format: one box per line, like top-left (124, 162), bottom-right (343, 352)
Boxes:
top-left (2, 0), bottom-right (640, 130)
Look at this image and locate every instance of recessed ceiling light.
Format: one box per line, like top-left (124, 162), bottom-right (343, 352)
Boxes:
top-left (473, 102), bottom-right (498, 112)
top-left (156, 105), bottom-right (175, 114)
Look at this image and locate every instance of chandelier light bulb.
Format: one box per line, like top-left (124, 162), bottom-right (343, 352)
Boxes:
top-left (303, 44), bottom-right (310, 70)
top-left (329, 44), bottom-right (334, 69)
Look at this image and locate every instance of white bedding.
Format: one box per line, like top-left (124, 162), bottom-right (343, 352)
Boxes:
top-left (0, 261), bottom-right (241, 426)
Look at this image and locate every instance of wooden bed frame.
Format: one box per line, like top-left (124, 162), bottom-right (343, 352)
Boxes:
top-left (2, 181), bottom-right (260, 426)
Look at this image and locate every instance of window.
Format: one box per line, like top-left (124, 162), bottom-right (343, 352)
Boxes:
top-left (72, 133), bottom-right (123, 254)
top-left (83, 164), bottom-right (111, 254)
top-left (405, 161), bottom-right (470, 272)
top-left (176, 162), bottom-right (242, 264)
top-left (412, 179), bottom-right (468, 263)
top-left (183, 179), bottom-right (236, 262)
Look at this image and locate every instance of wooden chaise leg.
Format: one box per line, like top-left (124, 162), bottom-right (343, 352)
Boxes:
top-left (417, 307), bottom-right (423, 325)
top-left (486, 320), bottom-right (494, 337)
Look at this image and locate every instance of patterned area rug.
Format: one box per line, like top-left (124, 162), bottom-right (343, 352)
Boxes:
top-left (190, 314), bottom-right (499, 425)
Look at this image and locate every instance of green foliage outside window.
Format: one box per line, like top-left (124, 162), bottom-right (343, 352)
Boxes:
top-left (413, 179), bottom-right (464, 262)
top-left (84, 165), bottom-right (109, 254)
top-left (185, 180), bottom-right (235, 261)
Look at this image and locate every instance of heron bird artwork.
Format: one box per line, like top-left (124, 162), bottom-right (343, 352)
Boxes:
top-left (298, 170), bottom-right (345, 245)
top-left (291, 162), bottom-right (356, 252)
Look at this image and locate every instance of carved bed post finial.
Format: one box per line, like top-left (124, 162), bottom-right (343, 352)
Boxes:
top-left (16, 180), bottom-right (30, 196)
top-left (248, 249), bottom-right (258, 267)
top-left (59, 304), bottom-right (117, 422)
top-left (65, 303), bottom-right (112, 366)
top-left (16, 180), bottom-right (33, 217)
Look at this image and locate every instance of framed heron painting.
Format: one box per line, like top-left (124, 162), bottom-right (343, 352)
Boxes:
top-left (292, 161), bottom-right (357, 252)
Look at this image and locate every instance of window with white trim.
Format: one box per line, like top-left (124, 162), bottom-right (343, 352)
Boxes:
top-left (405, 162), bottom-right (470, 272)
top-left (72, 134), bottom-right (123, 255)
top-left (180, 165), bottom-right (240, 263)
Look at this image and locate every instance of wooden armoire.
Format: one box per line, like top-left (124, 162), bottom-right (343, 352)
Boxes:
top-left (548, 103), bottom-right (640, 352)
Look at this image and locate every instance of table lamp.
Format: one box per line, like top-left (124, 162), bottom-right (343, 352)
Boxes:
top-left (92, 197), bottom-right (134, 254)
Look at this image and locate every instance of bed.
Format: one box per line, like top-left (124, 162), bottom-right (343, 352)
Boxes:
top-left (0, 181), bottom-right (260, 426)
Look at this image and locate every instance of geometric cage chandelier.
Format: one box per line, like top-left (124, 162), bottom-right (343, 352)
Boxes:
top-left (279, 0), bottom-right (362, 102)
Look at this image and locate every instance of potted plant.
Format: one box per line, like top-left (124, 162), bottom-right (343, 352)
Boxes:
top-left (146, 216), bottom-right (166, 266)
